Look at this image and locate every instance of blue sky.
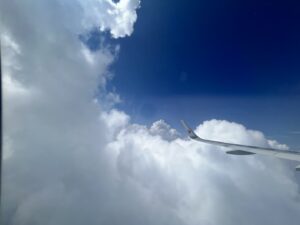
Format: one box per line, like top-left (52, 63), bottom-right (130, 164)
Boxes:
top-left (85, 0), bottom-right (300, 147)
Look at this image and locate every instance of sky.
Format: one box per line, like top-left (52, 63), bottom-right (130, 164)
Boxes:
top-left (1, 1), bottom-right (300, 225)
top-left (113, 0), bottom-right (300, 97)
top-left (107, 0), bottom-right (300, 147)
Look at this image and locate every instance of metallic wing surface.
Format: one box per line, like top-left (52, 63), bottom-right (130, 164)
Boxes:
top-left (181, 120), bottom-right (300, 171)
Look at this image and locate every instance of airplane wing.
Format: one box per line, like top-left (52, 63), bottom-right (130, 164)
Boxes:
top-left (181, 120), bottom-right (300, 171)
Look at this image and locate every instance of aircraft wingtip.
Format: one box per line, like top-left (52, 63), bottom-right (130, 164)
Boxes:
top-left (180, 120), bottom-right (199, 139)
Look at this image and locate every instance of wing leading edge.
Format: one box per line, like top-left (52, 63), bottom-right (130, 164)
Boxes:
top-left (181, 120), bottom-right (300, 170)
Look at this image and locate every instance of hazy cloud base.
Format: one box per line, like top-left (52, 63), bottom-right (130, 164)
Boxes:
top-left (1, 1), bottom-right (300, 225)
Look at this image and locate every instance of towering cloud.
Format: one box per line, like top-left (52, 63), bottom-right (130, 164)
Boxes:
top-left (1, 1), bottom-right (300, 225)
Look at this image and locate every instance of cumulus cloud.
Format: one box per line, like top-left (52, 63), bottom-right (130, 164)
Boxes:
top-left (108, 119), bottom-right (300, 225)
top-left (80, 0), bottom-right (141, 38)
top-left (149, 120), bottom-right (180, 141)
top-left (1, 1), bottom-right (300, 225)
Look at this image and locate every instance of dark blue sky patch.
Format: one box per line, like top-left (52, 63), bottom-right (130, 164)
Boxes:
top-left (79, 27), bottom-right (119, 52)
top-left (111, 0), bottom-right (300, 97)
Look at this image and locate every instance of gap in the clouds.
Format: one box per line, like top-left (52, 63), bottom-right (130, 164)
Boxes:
top-left (79, 27), bottom-right (119, 52)
top-left (79, 27), bottom-right (123, 110)
top-left (102, 0), bottom-right (300, 151)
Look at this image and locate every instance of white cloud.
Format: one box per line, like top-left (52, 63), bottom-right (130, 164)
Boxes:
top-left (1, 1), bottom-right (300, 225)
top-left (80, 0), bottom-right (141, 38)
top-left (109, 120), bottom-right (300, 225)
top-left (150, 120), bottom-right (180, 141)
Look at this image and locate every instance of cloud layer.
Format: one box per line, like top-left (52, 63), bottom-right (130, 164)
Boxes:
top-left (1, 1), bottom-right (300, 225)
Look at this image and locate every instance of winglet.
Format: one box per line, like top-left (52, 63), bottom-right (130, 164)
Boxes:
top-left (180, 120), bottom-right (199, 139)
